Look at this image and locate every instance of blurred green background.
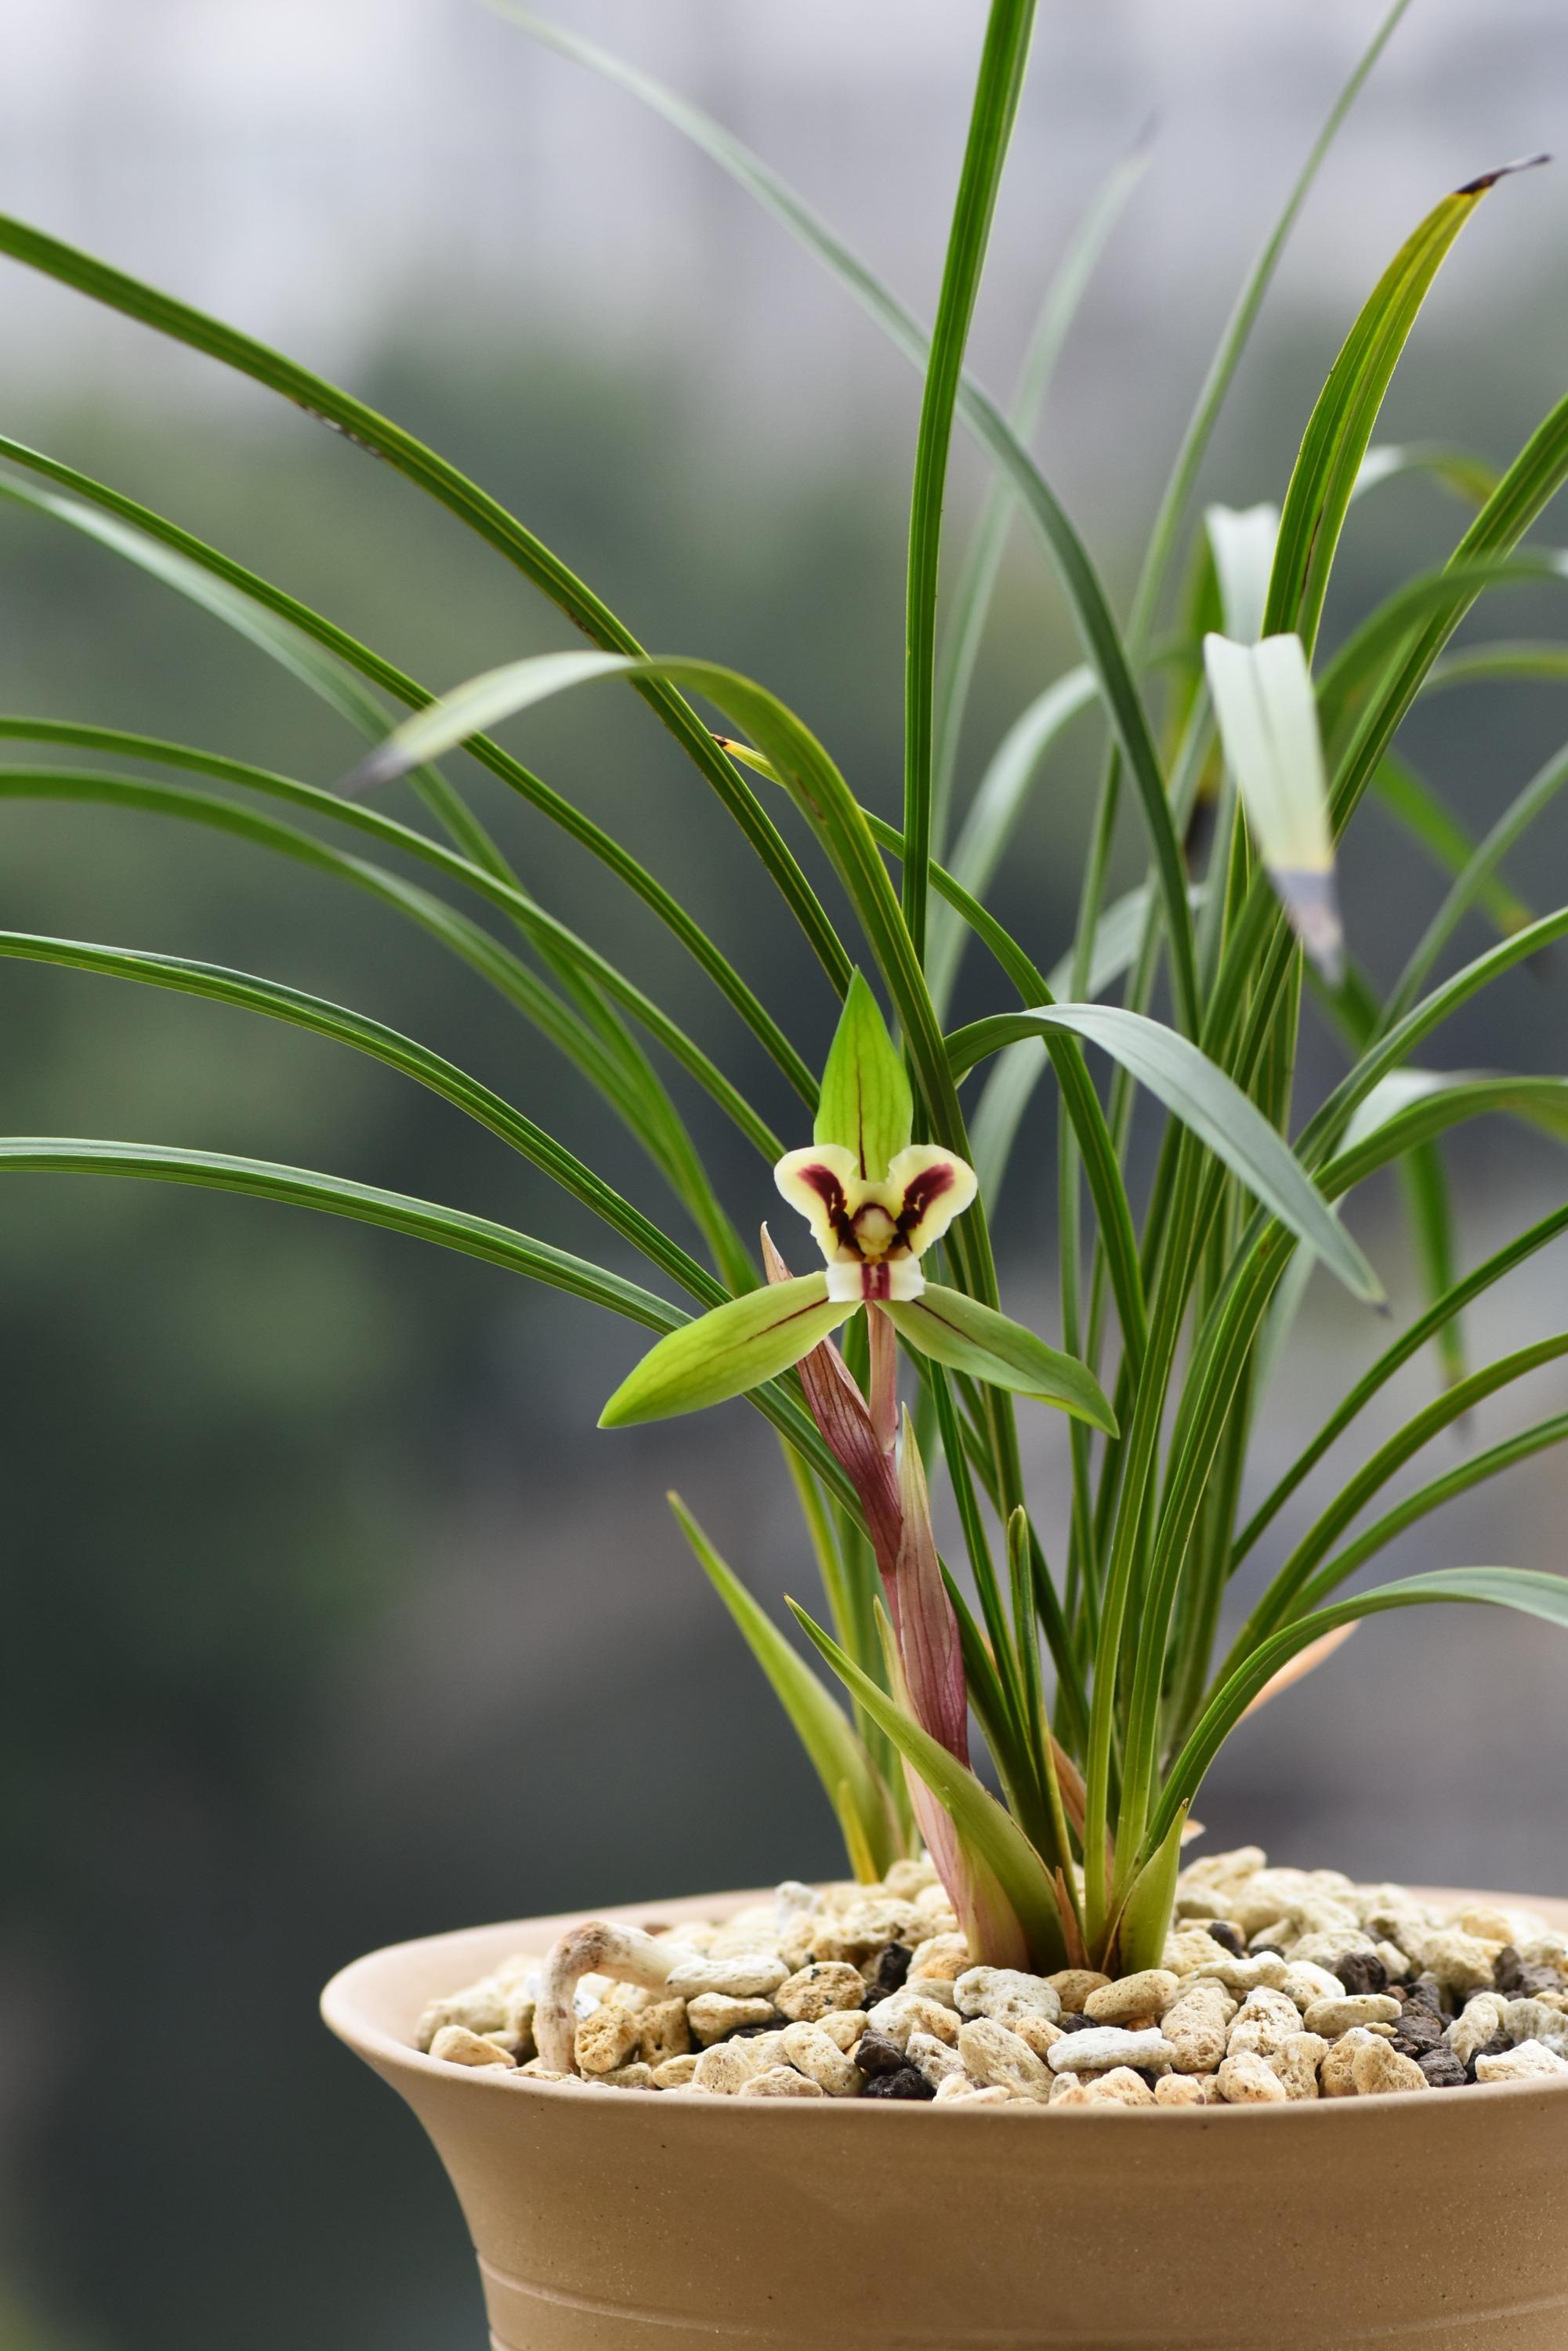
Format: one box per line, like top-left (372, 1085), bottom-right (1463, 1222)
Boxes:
top-left (1, 2), bottom-right (1566, 2345)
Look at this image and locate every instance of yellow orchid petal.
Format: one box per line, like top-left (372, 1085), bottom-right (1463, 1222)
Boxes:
top-left (885, 1144), bottom-right (978, 1259)
top-left (773, 1143), bottom-right (862, 1264)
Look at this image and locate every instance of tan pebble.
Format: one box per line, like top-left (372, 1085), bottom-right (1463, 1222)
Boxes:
top-left (1009, 2013), bottom-right (1063, 2061)
top-left (779, 2021), bottom-right (862, 2097)
top-left (1351, 2039), bottom-right (1429, 2096)
top-left (1320, 2030), bottom-right (1378, 2097)
top-left (692, 2041), bottom-right (770, 2095)
top-left (635, 1996), bottom-right (691, 2067)
top-left (1085, 1969), bottom-right (1179, 2027)
top-left (1226, 1987), bottom-right (1303, 2058)
top-left (965, 2084), bottom-right (1021, 2104)
top-left (1446, 1992), bottom-right (1510, 2066)
top-left (1216, 2050), bottom-right (1288, 2104)
top-left (417, 1983), bottom-right (510, 2049)
top-left (1501, 1999), bottom-right (1568, 2058)
top-left (1172, 1891), bottom-right (1237, 1922)
top-left (816, 2010), bottom-right (868, 2053)
top-left (1047, 2074), bottom-right (1095, 2106)
top-left (1520, 1933), bottom-right (1568, 1970)
top-left (1280, 1962), bottom-right (1345, 2012)
top-left (574, 2005), bottom-right (643, 2076)
top-left (1270, 2032), bottom-right (1329, 2101)
top-left (1454, 1904), bottom-right (1516, 1943)
top-left (777, 1918), bottom-right (819, 1971)
top-left (1046, 2026), bottom-right (1175, 2078)
top-left (1193, 1952), bottom-right (1289, 1994)
top-left (650, 2053), bottom-right (701, 2089)
top-left (738, 2064), bottom-right (825, 2099)
top-left (1476, 2039), bottom-right (1568, 2083)
top-left (1176, 1844), bottom-right (1267, 1893)
top-left (514, 2059), bottom-right (569, 2080)
top-left (884, 1857), bottom-right (940, 1900)
top-left (686, 1994), bottom-right (775, 2047)
top-left (1163, 1929), bottom-right (1233, 1977)
top-left (865, 1991), bottom-right (960, 2049)
top-left (599, 2062), bottom-right (655, 2090)
top-left (1153, 2073), bottom-right (1207, 2107)
top-left (914, 1883), bottom-right (959, 1922)
top-left (603, 1981), bottom-right (653, 2012)
top-left (429, 2024), bottom-right (516, 2069)
top-left (907, 1932), bottom-right (970, 1984)
top-left (664, 1954), bottom-right (788, 2001)
top-left (811, 1907), bottom-right (925, 1966)
top-left (1046, 1969), bottom-right (1111, 2013)
top-left (776, 1962), bottom-right (868, 2021)
top-left (1163, 1981), bottom-right (1237, 2074)
top-left (1086, 2067), bottom-right (1156, 2107)
top-left (1417, 1932), bottom-right (1503, 2001)
top-left (1373, 1941), bottom-right (1413, 1983)
top-left (904, 2030), bottom-right (965, 2091)
top-left (1302, 1993), bottom-right (1401, 2038)
top-left (956, 2016), bottom-right (1054, 2102)
top-left (933, 2071), bottom-right (982, 2102)
top-left (955, 1966), bottom-right (1062, 2027)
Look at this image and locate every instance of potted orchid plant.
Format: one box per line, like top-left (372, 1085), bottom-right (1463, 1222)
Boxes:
top-left (4, 0), bottom-right (1568, 2342)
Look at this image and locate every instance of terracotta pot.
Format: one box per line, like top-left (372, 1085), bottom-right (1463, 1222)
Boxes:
top-left (323, 1883), bottom-right (1568, 2350)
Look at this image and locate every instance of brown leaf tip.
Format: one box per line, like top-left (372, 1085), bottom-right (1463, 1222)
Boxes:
top-left (1457, 151), bottom-right (1551, 196)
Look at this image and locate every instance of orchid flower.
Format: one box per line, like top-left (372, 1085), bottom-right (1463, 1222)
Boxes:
top-left (600, 975), bottom-right (1116, 1440)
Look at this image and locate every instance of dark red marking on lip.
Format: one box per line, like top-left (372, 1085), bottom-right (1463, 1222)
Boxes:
top-left (893, 1163), bottom-right (953, 1250)
top-left (795, 1161), bottom-right (857, 1254)
top-left (863, 1262), bottom-right (892, 1300)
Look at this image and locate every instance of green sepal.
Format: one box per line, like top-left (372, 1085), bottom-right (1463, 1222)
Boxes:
top-left (1113, 1803), bottom-right (1188, 1974)
top-left (885, 1284), bottom-right (1117, 1433)
top-left (670, 1497), bottom-right (897, 1882)
top-left (788, 1598), bottom-right (1068, 1972)
top-left (815, 969), bottom-right (913, 1179)
top-left (599, 1273), bottom-right (849, 1425)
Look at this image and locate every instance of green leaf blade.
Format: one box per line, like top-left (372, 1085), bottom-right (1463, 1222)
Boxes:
top-left (885, 1284), bottom-right (1117, 1433)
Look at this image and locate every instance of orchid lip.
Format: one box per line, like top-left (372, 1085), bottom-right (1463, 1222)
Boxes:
top-left (824, 1260), bottom-right (925, 1305)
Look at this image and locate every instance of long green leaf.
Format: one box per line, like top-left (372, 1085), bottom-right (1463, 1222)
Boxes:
top-left (1264, 158), bottom-right (1545, 652)
top-left (670, 1498), bottom-right (897, 1881)
top-left (0, 455), bottom-right (820, 1110)
top-left (0, 763), bottom-right (782, 1164)
top-left (1152, 1567), bottom-right (1568, 1849)
top-left (903, 0), bottom-right (1037, 962)
top-left (0, 929), bottom-right (725, 1308)
top-left (948, 1001), bottom-right (1383, 1302)
top-left (0, 241), bottom-right (850, 997)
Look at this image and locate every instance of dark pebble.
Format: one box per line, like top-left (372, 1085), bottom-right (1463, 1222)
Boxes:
top-left (853, 2029), bottom-right (911, 2078)
top-left (1391, 2008), bottom-right (1444, 2054)
top-left (1129, 2068), bottom-right (1162, 2091)
top-left (862, 2064), bottom-right (935, 2100)
top-left (1249, 1943), bottom-right (1286, 1960)
top-left (1056, 2010), bottom-right (1103, 2033)
top-left (1465, 2032), bottom-right (1513, 2085)
top-left (866, 1943), bottom-right (913, 2001)
top-left (1418, 2047), bottom-right (1468, 2090)
top-left (1205, 1922), bottom-right (1247, 1958)
top-left (1410, 1975), bottom-right (1448, 2016)
top-left (1492, 1944), bottom-right (1567, 1999)
top-left (726, 2019), bottom-right (783, 2040)
top-left (1332, 1952), bottom-right (1389, 1998)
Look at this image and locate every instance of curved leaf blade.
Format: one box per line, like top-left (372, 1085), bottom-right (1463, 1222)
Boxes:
top-left (599, 1277), bottom-right (850, 1429)
top-left (949, 1001), bottom-right (1384, 1302)
top-left (885, 1284), bottom-right (1117, 1433)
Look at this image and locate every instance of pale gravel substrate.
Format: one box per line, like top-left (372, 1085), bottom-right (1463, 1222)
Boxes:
top-left (414, 1847), bottom-right (1568, 2106)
